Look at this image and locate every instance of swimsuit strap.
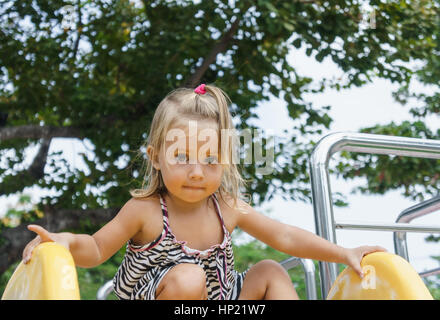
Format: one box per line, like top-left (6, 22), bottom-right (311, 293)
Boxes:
top-left (158, 193), bottom-right (170, 229)
top-left (211, 193), bottom-right (228, 233)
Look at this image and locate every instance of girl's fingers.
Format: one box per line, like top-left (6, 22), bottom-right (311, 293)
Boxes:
top-left (359, 245), bottom-right (386, 257)
top-left (23, 247), bottom-right (33, 264)
top-left (23, 225), bottom-right (54, 264)
top-left (354, 266), bottom-right (364, 279)
top-left (23, 236), bottom-right (41, 263)
top-left (23, 242), bottom-right (36, 264)
top-left (355, 246), bottom-right (387, 278)
top-left (27, 224), bottom-right (53, 242)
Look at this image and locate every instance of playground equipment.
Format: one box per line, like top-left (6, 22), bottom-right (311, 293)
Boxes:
top-left (327, 251), bottom-right (433, 299)
top-left (1, 132), bottom-right (439, 300)
top-left (1, 242), bottom-right (80, 299)
top-left (309, 132), bottom-right (440, 298)
top-left (393, 195), bottom-right (440, 278)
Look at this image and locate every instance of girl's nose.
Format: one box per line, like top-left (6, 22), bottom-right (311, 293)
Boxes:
top-left (188, 163), bottom-right (204, 180)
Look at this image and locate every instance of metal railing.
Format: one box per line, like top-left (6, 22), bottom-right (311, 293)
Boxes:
top-left (280, 257), bottom-right (317, 300)
top-left (97, 280), bottom-right (114, 300)
top-left (97, 258), bottom-right (318, 300)
top-left (309, 132), bottom-right (440, 298)
top-left (393, 195), bottom-right (440, 278)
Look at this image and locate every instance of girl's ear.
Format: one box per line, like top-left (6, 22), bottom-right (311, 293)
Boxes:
top-left (146, 145), bottom-right (160, 170)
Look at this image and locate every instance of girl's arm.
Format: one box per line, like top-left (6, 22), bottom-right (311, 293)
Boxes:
top-left (235, 200), bottom-right (386, 277)
top-left (23, 198), bottom-right (145, 268)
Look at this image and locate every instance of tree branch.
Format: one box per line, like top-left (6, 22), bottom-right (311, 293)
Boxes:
top-left (0, 125), bottom-right (82, 142)
top-left (28, 138), bottom-right (51, 180)
top-left (183, 0), bottom-right (319, 88)
top-left (0, 207), bottom-right (119, 274)
top-left (184, 17), bottom-right (241, 88)
top-left (71, 0), bottom-right (83, 63)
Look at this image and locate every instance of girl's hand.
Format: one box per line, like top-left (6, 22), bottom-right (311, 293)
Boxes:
top-left (22, 224), bottom-right (72, 264)
top-left (344, 245), bottom-right (387, 278)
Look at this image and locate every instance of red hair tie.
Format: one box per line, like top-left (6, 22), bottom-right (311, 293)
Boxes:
top-left (194, 84), bottom-right (206, 95)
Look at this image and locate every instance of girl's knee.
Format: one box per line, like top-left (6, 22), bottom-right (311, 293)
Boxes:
top-left (255, 259), bottom-right (290, 279)
top-left (157, 263), bottom-right (207, 299)
top-left (239, 259), bottom-right (297, 300)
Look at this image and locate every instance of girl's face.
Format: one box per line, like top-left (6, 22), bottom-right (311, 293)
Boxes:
top-left (148, 119), bottom-right (224, 203)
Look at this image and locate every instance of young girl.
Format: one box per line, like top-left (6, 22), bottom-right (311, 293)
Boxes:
top-left (22, 84), bottom-right (385, 300)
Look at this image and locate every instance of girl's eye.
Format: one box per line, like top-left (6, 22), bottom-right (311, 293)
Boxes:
top-left (205, 156), bottom-right (218, 164)
top-left (175, 153), bottom-right (188, 163)
top-left (174, 153), bottom-right (218, 164)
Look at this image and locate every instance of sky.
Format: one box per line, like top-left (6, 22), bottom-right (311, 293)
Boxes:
top-left (1, 39), bottom-right (439, 281)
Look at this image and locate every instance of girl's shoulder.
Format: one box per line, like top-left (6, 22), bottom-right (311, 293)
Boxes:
top-left (128, 193), bottom-right (161, 204)
top-left (126, 194), bottom-right (162, 217)
top-left (215, 194), bottom-right (252, 232)
top-left (125, 194), bottom-right (165, 246)
top-left (216, 194), bottom-right (252, 214)
top-left (126, 195), bottom-right (160, 211)
top-left (121, 194), bottom-right (164, 228)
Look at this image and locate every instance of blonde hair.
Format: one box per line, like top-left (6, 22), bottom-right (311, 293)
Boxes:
top-left (130, 84), bottom-right (251, 211)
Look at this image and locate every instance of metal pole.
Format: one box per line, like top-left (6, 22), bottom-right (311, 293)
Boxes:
top-left (280, 257), bottom-right (318, 300)
top-left (97, 280), bottom-right (114, 300)
top-left (393, 195), bottom-right (440, 261)
top-left (309, 132), bottom-right (440, 298)
top-left (309, 134), bottom-right (342, 298)
top-left (419, 267), bottom-right (440, 278)
top-left (335, 221), bottom-right (440, 233)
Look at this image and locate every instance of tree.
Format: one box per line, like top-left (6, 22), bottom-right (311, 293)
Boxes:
top-left (335, 0), bottom-right (440, 201)
top-left (1, 0), bottom-right (439, 275)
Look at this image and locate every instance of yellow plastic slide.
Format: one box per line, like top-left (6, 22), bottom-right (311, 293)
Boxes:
top-left (1, 242), bottom-right (80, 300)
top-left (327, 252), bottom-right (433, 300)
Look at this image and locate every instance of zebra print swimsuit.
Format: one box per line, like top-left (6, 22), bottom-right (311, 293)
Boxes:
top-left (113, 192), bottom-right (248, 300)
